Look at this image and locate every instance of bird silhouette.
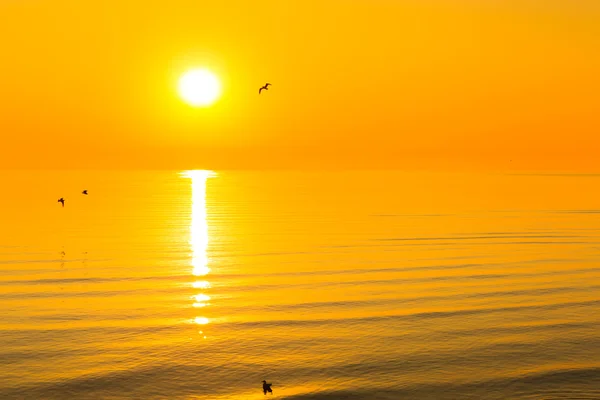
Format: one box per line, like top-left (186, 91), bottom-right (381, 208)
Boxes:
top-left (58, 198), bottom-right (65, 207)
top-left (262, 380), bottom-right (273, 395)
top-left (259, 83), bottom-right (271, 94)
top-left (82, 190), bottom-right (88, 195)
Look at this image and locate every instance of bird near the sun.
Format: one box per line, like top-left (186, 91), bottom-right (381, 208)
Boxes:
top-left (262, 380), bottom-right (273, 395)
top-left (57, 198), bottom-right (65, 207)
top-left (82, 190), bottom-right (88, 195)
top-left (259, 83), bottom-right (271, 94)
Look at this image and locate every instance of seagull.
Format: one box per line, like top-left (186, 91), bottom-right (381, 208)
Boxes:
top-left (262, 380), bottom-right (273, 395)
top-left (259, 83), bottom-right (271, 94)
top-left (82, 190), bottom-right (88, 195)
top-left (58, 198), bottom-right (65, 207)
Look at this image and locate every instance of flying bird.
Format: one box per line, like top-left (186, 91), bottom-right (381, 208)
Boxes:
top-left (58, 198), bottom-right (65, 207)
top-left (259, 83), bottom-right (271, 94)
top-left (82, 190), bottom-right (88, 195)
top-left (262, 380), bottom-right (273, 395)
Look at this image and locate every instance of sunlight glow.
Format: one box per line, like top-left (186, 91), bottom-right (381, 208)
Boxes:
top-left (178, 69), bottom-right (221, 107)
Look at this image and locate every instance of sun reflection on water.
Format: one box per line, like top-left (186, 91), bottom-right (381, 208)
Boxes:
top-left (192, 280), bottom-right (211, 289)
top-left (183, 170), bottom-right (215, 331)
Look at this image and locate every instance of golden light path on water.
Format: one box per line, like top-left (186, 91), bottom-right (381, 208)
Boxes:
top-left (183, 170), bottom-right (216, 332)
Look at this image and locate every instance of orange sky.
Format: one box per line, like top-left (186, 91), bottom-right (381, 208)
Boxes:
top-left (1, 0), bottom-right (599, 171)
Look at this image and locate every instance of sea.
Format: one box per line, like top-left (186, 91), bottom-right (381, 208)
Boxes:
top-left (0, 170), bottom-right (599, 399)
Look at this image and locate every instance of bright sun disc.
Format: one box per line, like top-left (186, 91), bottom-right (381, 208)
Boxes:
top-left (178, 69), bottom-right (221, 107)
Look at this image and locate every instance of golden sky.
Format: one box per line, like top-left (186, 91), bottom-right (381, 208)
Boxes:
top-left (1, 0), bottom-right (599, 170)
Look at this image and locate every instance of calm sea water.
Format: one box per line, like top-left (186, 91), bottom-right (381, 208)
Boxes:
top-left (0, 170), bottom-right (599, 399)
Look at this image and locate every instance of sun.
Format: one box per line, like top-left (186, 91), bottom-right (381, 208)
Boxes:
top-left (178, 69), bottom-right (221, 107)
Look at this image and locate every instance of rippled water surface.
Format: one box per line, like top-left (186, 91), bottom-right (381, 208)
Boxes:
top-left (1, 170), bottom-right (599, 399)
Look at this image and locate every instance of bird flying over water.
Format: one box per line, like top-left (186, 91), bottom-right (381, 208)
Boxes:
top-left (58, 198), bottom-right (65, 207)
top-left (262, 380), bottom-right (273, 395)
top-left (82, 190), bottom-right (88, 195)
top-left (259, 83), bottom-right (271, 94)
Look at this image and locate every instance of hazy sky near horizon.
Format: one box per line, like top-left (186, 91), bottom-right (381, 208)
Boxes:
top-left (1, 0), bottom-right (599, 170)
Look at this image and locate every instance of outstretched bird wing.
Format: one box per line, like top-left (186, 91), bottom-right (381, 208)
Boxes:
top-left (259, 87), bottom-right (264, 94)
